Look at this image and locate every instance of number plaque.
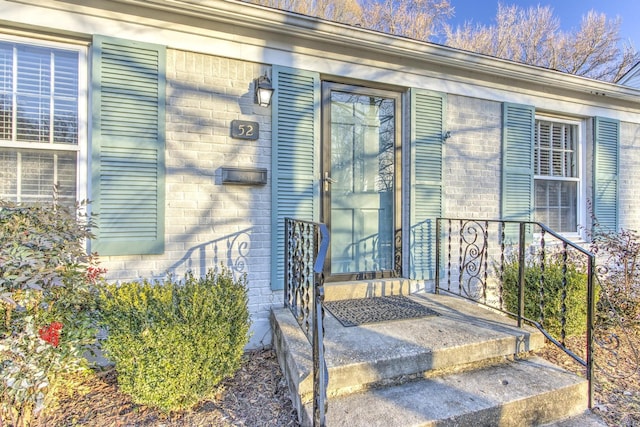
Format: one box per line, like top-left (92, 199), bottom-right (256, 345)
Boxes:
top-left (230, 120), bottom-right (259, 140)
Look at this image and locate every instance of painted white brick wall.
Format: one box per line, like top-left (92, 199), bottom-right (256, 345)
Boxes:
top-left (97, 49), bottom-right (278, 348)
top-left (619, 121), bottom-right (640, 232)
top-left (444, 98), bottom-right (640, 237)
top-left (444, 95), bottom-right (502, 219)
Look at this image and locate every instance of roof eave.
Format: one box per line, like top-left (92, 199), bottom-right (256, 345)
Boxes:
top-left (107, 0), bottom-right (640, 103)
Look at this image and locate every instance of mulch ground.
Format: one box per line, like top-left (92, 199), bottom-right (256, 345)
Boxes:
top-left (38, 327), bottom-right (638, 427)
top-left (42, 349), bottom-right (300, 427)
top-left (533, 326), bottom-right (640, 427)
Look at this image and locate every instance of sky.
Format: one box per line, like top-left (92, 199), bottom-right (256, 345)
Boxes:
top-left (446, 1), bottom-right (640, 48)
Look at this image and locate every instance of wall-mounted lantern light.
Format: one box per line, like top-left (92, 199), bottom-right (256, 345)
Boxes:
top-left (254, 73), bottom-right (274, 107)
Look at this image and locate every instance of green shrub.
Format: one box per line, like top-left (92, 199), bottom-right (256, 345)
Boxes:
top-left (98, 268), bottom-right (250, 413)
top-left (0, 197), bottom-right (100, 426)
top-left (501, 251), bottom-right (589, 338)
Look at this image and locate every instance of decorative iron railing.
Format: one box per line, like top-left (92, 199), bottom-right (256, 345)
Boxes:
top-left (284, 218), bottom-right (330, 427)
top-left (435, 218), bottom-right (597, 408)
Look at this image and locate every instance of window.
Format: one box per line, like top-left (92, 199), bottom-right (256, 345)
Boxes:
top-left (534, 118), bottom-right (581, 233)
top-left (0, 39), bottom-right (84, 204)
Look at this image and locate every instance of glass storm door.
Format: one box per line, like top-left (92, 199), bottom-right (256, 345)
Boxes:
top-left (322, 84), bottom-right (401, 280)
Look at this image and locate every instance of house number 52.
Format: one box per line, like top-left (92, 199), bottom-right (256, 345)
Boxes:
top-left (230, 120), bottom-right (259, 140)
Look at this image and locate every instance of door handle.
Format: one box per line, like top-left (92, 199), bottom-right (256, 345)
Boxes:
top-left (323, 172), bottom-right (337, 191)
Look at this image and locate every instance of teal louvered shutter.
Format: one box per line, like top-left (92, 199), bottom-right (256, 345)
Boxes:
top-left (410, 89), bottom-right (445, 280)
top-left (271, 66), bottom-right (320, 290)
top-left (593, 117), bottom-right (620, 231)
top-left (91, 35), bottom-right (166, 255)
top-left (501, 103), bottom-right (534, 240)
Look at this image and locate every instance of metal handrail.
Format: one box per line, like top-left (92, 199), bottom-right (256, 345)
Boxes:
top-left (313, 224), bottom-right (329, 426)
top-left (435, 218), bottom-right (596, 408)
top-left (284, 217), bottom-right (329, 426)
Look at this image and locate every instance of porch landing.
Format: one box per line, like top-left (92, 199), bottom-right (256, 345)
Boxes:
top-left (271, 283), bottom-right (605, 426)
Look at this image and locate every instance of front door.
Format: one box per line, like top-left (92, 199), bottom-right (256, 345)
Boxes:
top-left (322, 83), bottom-right (401, 281)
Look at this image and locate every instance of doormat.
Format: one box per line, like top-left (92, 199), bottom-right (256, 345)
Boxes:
top-left (324, 295), bottom-right (439, 327)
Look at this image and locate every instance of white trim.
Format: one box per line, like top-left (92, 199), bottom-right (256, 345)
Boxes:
top-left (0, 33), bottom-right (87, 54)
top-left (533, 113), bottom-right (586, 239)
top-left (0, 141), bottom-right (79, 151)
top-left (76, 42), bottom-right (88, 205)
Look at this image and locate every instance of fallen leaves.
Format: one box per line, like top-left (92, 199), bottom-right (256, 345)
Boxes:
top-left (42, 349), bottom-right (300, 426)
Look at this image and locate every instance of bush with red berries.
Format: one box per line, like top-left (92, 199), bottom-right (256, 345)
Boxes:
top-left (0, 195), bottom-right (101, 426)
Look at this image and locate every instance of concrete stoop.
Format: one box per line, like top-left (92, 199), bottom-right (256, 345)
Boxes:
top-left (304, 357), bottom-right (589, 427)
top-left (271, 287), bottom-right (604, 427)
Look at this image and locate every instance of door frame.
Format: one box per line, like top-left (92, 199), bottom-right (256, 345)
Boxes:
top-left (320, 81), bottom-right (403, 282)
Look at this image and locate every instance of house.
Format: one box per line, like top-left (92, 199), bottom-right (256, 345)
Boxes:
top-left (2, 0), bottom-right (640, 351)
top-left (618, 61), bottom-right (640, 88)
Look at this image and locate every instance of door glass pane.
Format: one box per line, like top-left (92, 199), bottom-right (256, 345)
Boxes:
top-left (330, 91), bottom-right (395, 274)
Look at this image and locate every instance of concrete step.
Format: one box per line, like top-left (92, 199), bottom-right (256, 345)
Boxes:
top-left (323, 278), bottom-right (425, 301)
top-left (302, 356), bottom-right (592, 427)
top-left (271, 293), bottom-right (547, 418)
top-left (542, 412), bottom-right (607, 427)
